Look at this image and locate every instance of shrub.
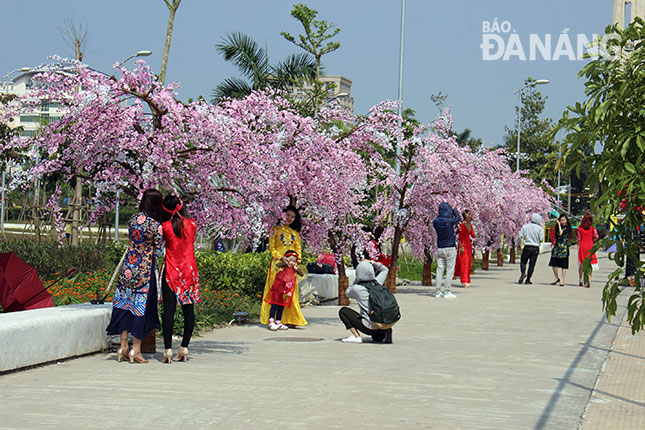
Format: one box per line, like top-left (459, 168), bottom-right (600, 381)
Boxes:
top-left (0, 239), bottom-right (126, 280)
top-left (196, 251), bottom-right (272, 297)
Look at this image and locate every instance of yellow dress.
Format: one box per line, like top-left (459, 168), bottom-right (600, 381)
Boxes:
top-left (260, 225), bottom-right (308, 326)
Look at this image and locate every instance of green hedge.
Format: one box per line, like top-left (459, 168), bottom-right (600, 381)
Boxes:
top-left (0, 239), bottom-right (126, 280)
top-left (196, 251), bottom-right (272, 297)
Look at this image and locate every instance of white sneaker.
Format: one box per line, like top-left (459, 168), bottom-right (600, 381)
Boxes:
top-left (435, 291), bottom-right (442, 298)
top-left (444, 292), bottom-right (457, 299)
top-left (269, 323), bottom-right (279, 331)
top-left (341, 335), bottom-right (363, 343)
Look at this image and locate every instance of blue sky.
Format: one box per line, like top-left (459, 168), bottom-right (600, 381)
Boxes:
top-left (1, 0), bottom-right (612, 146)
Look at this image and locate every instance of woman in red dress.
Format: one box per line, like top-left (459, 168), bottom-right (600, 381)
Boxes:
top-left (161, 195), bottom-right (200, 363)
top-left (455, 210), bottom-right (475, 288)
top-left (577, 213), bottom-right (599, 288)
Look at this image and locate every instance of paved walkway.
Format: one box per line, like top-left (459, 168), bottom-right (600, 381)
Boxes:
top-left (0, 252), bottom-right (641, 429)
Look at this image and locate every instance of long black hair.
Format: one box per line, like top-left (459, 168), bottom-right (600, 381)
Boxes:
top-left (139, 189), bottom-right (162, 223)
top-left (557, 214), bottom-right (575, 240)
top-left (284, 205), bottom-right (301, 232)
top-left (162, 194), bottom-right (187, 238)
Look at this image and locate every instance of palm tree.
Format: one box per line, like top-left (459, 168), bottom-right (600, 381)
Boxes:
top-left (212, 32), bottom-right (317, 102)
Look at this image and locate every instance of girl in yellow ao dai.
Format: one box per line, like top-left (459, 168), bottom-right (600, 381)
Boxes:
top-left (260, 206), bottom-right (308, 327)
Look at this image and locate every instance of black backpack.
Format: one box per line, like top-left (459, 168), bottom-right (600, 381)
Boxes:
top-left (363, 280), bottom-right (401, 329)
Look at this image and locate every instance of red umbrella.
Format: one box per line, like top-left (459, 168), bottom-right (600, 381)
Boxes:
top-left (0, 252), bottom-right (54, 312)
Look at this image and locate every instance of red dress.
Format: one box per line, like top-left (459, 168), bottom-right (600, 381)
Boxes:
top-left (454, 223), bottom-right (475, 283)
top-left (264, 267), bottom-right (296, 308)
top-left (162, 218), bottom-right (201, 305)
top-left (577, 227), bottom-right (598, 265)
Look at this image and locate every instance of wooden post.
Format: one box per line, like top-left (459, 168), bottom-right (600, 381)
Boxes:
top-left (470, 251), bottom-right (475, 274)
top-left (338, 274), bottom-right (350, 306)
top-left (482, 248), bottom-right (490, 270)
top-left (510, 239), bottom-right (516, 264)
top-left (497, 248), bottom-right (504, 267)
top-left (141, 330), bottom-right (156, 353)
top-left (422, 250), bottom-right (433, 286)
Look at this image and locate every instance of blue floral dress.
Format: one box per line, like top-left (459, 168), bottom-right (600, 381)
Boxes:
top-left (107, 212), bottom-right (165, 340)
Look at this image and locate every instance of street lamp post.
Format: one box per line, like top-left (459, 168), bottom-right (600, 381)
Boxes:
top-left (515, 79), bottom-right (549, 172)
top-left (395, 0), bottom-right (406, 176)
top-left (113, 51), bottom-right (151, 241)
top-left (1, 66), bottom-right (31, 237)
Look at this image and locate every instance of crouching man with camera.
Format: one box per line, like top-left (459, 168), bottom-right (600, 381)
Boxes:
top-left (338, 260), bottom-right (400, 344)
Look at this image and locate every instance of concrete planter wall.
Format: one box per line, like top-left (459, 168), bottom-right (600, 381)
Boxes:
top-left (0, 302), bottom-right (112, 373)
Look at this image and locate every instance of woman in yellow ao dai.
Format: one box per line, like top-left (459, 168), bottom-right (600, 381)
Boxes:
top-left (259, 206), bottom-right (307, 327)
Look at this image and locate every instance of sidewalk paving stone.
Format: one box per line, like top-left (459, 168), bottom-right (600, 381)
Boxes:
top-left (0, 252), bottom-right (639, 429)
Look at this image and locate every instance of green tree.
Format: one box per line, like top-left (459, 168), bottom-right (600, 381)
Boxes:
top-left (455, 128), bottom-right (483, 152)
top-left (557, 19), bottom-right (645, 333)
top-left (212, 32), bottom-right (316, 102)
top-left (281, 3), bottom-right (341, 116)
top-left (503, 78), bottom-right (558, 186)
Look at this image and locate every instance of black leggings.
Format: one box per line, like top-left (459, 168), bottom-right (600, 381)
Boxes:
top-left (338, 307), bottom-right (388, 342)
top-left (161, 274), bottom-right (195, 350)
top-left (269, 304), bottom-right (284, 321)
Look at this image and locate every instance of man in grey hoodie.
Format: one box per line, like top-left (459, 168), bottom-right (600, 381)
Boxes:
top-left (339, 260), bottom-right (393, 344)
top-left (518, 213), bottom-right (544, 285)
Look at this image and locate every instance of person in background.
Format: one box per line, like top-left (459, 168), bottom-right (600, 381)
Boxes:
top-left (518, 213), bottom-right (544, 285)
top-left (455, 209), bottom-right (476, 288)
top-left (548, 214), bottom-right (574, 286)
top-left (432, 202), bottom-right (461, 298)
top-left (577, 213), bottom-right (599, 288)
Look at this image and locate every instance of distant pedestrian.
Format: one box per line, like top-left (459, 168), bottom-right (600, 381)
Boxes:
top-left (454, 209), bottom-right (476, 288)
top-left (517, 213), bottom-right (544, 285)
top-left (548, 214), bottom-right (574, 286)
top-left (432, 202), bottom-right (461, 298)
top-left (338, 261), bottom-right (393, 344)
top-left (577, 213), bottom-right (599, 288)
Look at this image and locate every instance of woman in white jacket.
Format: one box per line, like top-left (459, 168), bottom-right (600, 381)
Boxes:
top-left (338, 260), bottom-right (393, 344)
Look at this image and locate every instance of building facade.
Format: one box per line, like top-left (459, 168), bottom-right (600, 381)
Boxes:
top-left (2, 71), bottom-right (64, 137)
top-left (613, 0), bottom-right (645, 27)
top-left (288, 75), bottom-right (355, 112)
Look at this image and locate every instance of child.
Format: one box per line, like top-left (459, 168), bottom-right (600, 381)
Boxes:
top-left (264, 250), bottom-right (303, 331)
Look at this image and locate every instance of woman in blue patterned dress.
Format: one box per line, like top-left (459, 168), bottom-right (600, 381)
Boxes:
top-left (106, 189), bottom-right (165, 363)
top-left (548, 214), bottom-right (574, 287)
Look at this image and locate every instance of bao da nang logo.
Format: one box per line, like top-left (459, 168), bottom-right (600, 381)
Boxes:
top-left (480, 19), bottom-right (621, 61)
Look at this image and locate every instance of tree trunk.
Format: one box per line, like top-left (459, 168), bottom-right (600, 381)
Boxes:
top-left (385, 226), bottom-right (403, 293)
top-left (71, 176), bottom-right (82, 246)
top-left (141, 330), bottom-right (156, 353)
top-left (481, 249), bottom-right (490, 270)
top-left (327, 232), bottom-right (350, 305)
top-left (510, 240), bottom-right (516, 264)
top-left (470, 251), bottom-right (475, 274)
top-left (338, 265), bottom-right (349, 306)
top-left (422, 258), bottom-right (433, 286)
top-left (159, 0), bottom-right (182, 85)
top-left (497, 248), bottom-right (504, 267)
